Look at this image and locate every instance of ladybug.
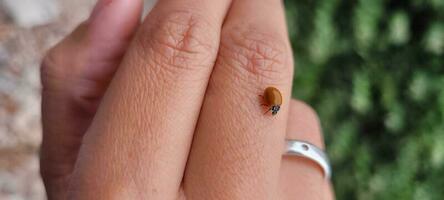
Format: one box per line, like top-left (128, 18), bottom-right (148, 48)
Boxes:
top-left (260, 87), bottom-right (282, 116)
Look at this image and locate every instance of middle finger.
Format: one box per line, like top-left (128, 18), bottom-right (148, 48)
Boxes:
top-left (184, 0), bottom-right (293, 199)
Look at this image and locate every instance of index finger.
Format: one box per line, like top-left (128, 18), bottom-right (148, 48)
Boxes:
top-left (68, 0), bottom-right (231, 199)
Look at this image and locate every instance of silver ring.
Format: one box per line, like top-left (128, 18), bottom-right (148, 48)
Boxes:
top-left (284, 140), bottom-right (332, 179)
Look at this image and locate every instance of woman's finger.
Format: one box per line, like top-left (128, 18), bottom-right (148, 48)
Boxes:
top-left (40, 0), bottom-right (142, 199)
top-left (68, 0), bottom-right (232, 199)
top-left (184, 0), bottom-right (293, 198)
top-left (280, 99), bottom-right (334, 200)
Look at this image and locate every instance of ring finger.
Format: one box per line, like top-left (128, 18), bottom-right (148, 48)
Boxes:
top-left (280, 99), bottom-right (334, 200)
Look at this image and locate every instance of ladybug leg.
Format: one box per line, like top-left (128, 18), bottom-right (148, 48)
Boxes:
top-left (258, 95), bottom-right (267, 106)
top-left (258, 95), bottom-right (270, 113)
top-left (258, 94), bottom-right (265, 100)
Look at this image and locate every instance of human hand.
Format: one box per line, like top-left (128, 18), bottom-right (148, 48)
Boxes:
top-left (40, 0), bottom-right (333, 199)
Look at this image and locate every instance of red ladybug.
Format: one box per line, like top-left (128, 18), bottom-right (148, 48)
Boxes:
top-left (260, 87), bottom-right (282, 116)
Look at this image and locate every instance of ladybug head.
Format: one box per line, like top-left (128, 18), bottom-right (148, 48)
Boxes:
top-left (271, 105), bottom-right (280, 115)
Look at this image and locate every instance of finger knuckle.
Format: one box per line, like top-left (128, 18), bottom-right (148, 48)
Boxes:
top-left (136, 11), bottom-right (218, 73)
top-left (290, 100), bottom-right (324, 143)
top-left (219, 26), bottom-right (293, 83)
top-left (40, 48), bottom-right (64, 87)
top-left (297, 101), bottom-right (320, 123)
top-left (40, 22), bottom-right (89, 87)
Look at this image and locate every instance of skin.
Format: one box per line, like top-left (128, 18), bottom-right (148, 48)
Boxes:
top-left (40, 0), bottom-right (334, 199)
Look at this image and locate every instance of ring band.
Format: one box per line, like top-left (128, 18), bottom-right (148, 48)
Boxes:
top-left (284, 140), bottom-right (332, 179)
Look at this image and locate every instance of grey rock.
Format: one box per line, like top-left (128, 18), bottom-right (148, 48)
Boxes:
top-left (1, 0), bottom-right (60, 28)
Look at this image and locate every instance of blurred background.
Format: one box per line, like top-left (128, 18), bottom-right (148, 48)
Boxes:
top-left (0, 0), bottom-right (443, 199)
top-left (286, 0), bottom-right (444, 199)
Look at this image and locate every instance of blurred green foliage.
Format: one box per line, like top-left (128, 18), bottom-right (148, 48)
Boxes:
top-left (285, 0), bottom-right (444, 199)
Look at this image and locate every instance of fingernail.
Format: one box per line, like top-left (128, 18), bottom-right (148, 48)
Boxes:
top-left (90, 0), bottom-right (113, 21)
